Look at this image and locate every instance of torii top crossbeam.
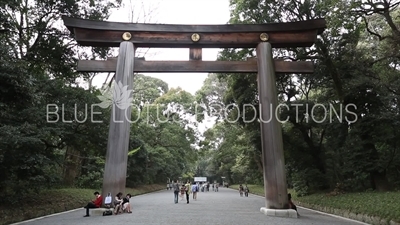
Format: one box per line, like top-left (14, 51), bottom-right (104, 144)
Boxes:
top-left (62, 16), bottom-right (326, 48)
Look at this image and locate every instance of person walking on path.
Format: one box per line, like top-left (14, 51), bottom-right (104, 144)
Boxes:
top-left (185, 181), bottom-right (191, 204)
top-left (173, 180), bottom-right (180, 203)
top-left (180, 184), bottom-right (185, 201)
top-left (244, 185), bottom-right (249, 197)
top-left (83, 191), bottom-right (103, 217)
top-left (191, 182), bottom-right (198, 200)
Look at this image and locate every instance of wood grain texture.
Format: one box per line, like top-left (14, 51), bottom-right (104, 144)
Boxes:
top-left (62, 16), bottom-right (325, 48)
top-left (101, 41), bottom-right (134, 205)
top-left (71, 29), bottom-right (318, 48)
top-left (189, 48), bottom-right (202, 60)
top-left (256, 42), bottom-right (289, 209)
top-left (62, 16), bottom-right (325, 34)
top-left (77, 59), bottom-right (314, 73)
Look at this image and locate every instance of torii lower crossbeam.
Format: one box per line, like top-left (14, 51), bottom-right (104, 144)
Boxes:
top-left (77, 59), bottom-right (314, 74)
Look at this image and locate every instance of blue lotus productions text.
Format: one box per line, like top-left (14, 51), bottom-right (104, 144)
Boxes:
top-left (45, 103), bottom-right (358, 124)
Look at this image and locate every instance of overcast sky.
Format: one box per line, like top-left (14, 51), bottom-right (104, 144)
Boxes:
top-left (91, 0), bottom-right (231, 95)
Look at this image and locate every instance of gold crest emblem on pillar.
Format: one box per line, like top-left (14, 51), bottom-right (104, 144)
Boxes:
top-left (191, 33), bottom-right (200, 42)
top-left (122, 32), bottom-right (132, 41)
top-left (260, 33), bottom-right (269, 42)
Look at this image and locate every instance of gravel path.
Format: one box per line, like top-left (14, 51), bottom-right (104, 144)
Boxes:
top-left (12, 187), bottom-right (369, 225)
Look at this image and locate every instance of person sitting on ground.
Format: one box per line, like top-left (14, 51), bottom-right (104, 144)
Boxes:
top-left (114, 192), bottom-right (124, 215)
top-left (83, 191), bottom-right (103, 217)
top-left (288, 193), bottom-right (300, 216)
top-left (122, 193), bottom-right (132, 213)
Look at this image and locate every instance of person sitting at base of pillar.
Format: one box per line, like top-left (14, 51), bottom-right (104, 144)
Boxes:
top-left (83, 191), bottom-right (103, 217)
top-left (122, 194), bottom-right (132, 213)
top-left (288, 193), bottom-right (300, 217)
top-left (114, 192), bottom-right (124, 215)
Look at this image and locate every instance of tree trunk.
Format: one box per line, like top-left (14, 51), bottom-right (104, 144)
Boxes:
top-left (63, 146), bottom-right (82, 186)
top-left (253, 149), bottom-right (263, 174)
top-left (370, 170), bottom-right (391, 191)
top-left (361, 134), bottom-right (391, 191)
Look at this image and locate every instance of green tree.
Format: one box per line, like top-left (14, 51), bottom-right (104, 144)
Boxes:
top-left (212, 0), bottom-right (400, 194)
top-left (0, 0), bottom-right (122, 201)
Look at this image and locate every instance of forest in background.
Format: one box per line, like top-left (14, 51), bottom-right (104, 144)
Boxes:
top-left (201, 0), bottom-right (400, 196)
top-left (1, 0), bottom-right (400, 207)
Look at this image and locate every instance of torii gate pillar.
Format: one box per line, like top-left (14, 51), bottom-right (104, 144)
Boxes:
top-left (257, 42), bottom-right (293, 216)
top-left (101, 42), bottom-right (135, 201)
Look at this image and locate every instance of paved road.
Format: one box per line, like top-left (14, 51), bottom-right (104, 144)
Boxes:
top-left (13, 187), bottom-right (368, 225)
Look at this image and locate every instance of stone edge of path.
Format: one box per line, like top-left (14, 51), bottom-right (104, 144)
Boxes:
top-left (8, 189), bottom-right (166, 225)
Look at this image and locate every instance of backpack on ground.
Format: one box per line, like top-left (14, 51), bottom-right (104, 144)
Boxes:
top-left (103, 210), bottom-right (113, 216)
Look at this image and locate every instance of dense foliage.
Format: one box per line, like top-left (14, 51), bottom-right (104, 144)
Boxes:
top-left (0, 0), bottom-right (198, 204)
top-left (199, 0), bottom-right (400, 196)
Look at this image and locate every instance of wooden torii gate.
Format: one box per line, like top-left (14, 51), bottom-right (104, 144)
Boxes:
top-left (62, 16), bottom-right (325, 214)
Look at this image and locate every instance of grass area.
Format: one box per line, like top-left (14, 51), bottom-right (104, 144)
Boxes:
top-left (230, 184), bottom-right (400, 225)
top-left (0, 184), bottom-right (165, 225)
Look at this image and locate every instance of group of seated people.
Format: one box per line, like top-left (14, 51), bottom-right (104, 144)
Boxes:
top-left (83, 191), bottom-right (132, 217)
top-left (113, 192), bottom-right (132, 214)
